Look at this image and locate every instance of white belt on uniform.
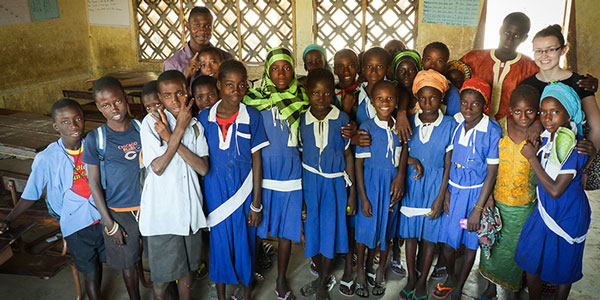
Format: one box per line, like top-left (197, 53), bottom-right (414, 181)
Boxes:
top-left (206, 171), bottom-right (253, 228)
top-left (448, 179), bottom-right (483, 189)
top-left (536, 187), bottom-right (587, 244)
top-left (400, 206), bottom-right (432, 217)
top-left (262, 179), bottom-right (302, 192)
top-left (302, 163), bottom-right (352, 187)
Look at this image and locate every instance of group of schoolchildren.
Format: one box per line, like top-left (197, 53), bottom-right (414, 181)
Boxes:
top-left (0, 6), bottom-right (598, 300)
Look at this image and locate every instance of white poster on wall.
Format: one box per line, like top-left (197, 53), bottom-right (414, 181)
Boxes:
top-left (87, 0), bottom-right (130, 27)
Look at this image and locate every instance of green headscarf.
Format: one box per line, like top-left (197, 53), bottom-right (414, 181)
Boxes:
top-left (244, 47), bottom-right (309, 135)
top-left (392, 50), bottom-right (423, 81)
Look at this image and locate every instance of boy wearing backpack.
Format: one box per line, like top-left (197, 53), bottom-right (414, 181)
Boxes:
top-left (139, 70), bottom-right (209, 300)
top-left (83, 76), bottom-right (142, 300)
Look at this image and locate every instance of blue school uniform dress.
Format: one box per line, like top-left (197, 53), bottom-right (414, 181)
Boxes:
top-left (199, 101), bottom-right (269, 286)
top-left (356, 82), bottom-right (376, 125)
top-left (443, 85), bottom-right (461, 116)
top-left (300, 105), bottom-right (351, 259)
top-left (354, 116), bottom-right (401, 250)
top-left (439, 115), bottom-right (501, 250)
top-left (398, 111), bottom-right (457, 243)
top-left (515, 130), bottom-right (590, 284)
top-left (256, 108), bottom-right (303, 242)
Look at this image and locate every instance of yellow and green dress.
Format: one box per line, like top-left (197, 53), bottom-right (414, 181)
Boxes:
top-left (479, 117), bottom-right (537, 291)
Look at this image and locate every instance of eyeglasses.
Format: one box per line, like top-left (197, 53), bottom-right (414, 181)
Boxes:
top-left (533, 46), bottom-right (562, 56)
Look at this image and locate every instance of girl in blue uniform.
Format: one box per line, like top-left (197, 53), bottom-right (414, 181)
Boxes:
top-left (299, 69), bottom-right (357, 300)
top-left (244, 47), bottom-right (308, 300)
top-left (354, 80), bottom-right (408, 297)
top-left (515, 83), bottom-right (590, 300)
top-left (398, 70), bottom-right (456, 300)
top-left (355, 47), bottom-right (390, 125)
top-left (199, 60), bottom-right (269, 300)
top-left (433, 78), bottom-right (501, 300)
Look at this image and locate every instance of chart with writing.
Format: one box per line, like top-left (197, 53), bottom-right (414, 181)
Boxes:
top-left (87, 0), bottom-right (130, 27)
top-left (0, 0), bottom-right (31, 26)
top-left (29, 0), bottom-right (60, 22)
top-left (423, 0), bottom-right (480, 27)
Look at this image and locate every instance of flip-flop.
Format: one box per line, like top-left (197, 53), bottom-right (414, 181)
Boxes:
top-left (372, 280), bottom-right (386, 296)
top-left (231, 287), bottom-right (246, 300)
top-left (338, 279), bottom-right (355, 297)
top-left (431, 266), bottom-right (447, 280)
top-left (366, 271), bottom-right (376, 287)
top-left (354, 283), bottom-right (369, 298)
top-left (432, 282), bottom-right (454, 299)
top-left (309, 261), bottom-right (318, 276)
top-left (275, 290), bottom-right (295, 300)
top-left (300, 279), bottom-right (318, 297)
top-left (412, 293), bottom-right (428, 300)
top-left (391, 259), bottom-right (407, 277)
top-left (327, 275), bottom-right (337, 291)
top-left (399, 288), bottom-right (414, 300)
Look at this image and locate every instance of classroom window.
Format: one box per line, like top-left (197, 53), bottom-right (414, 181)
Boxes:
top-left (135, 0), bottom-right (295, 64)
top-left (314, 0), bottom-right (418, 61)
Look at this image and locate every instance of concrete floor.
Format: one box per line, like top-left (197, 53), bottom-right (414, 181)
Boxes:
top-left (1, 190), bottom-right (599, 300)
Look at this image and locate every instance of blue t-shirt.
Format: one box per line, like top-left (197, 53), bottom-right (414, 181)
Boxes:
top-left (443, 85), bottom-right (461, 116)
top-left (82, 123), bottom-right (142, 209)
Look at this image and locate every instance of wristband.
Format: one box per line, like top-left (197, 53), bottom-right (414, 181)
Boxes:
top-left (473, 205), bottom-right (484, 211)
top-left (250, 203), bottom-right (263, 213)
top-left (105, 222), bottom-right (119, 236)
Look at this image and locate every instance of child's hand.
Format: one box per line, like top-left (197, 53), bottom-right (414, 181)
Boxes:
top-left (443, 190), bottom-right (450, 216)
top-left (395, 113), bottom-right (412, 142)
top-left (389, 175), bottom-right (405, 206)
top-left (575, 139), bottom-right (597, 156)
top-left (577, 74), bottom-right (599, 92)
top-left (521, 139), bottom-right (540, 160)
top-left (341, 92), bottom-right (357, 115)
top-left (350, 130), bottom-right (371, 147)
top-left (185, 52), bottom-right (201, 79)
top-left (484, 194), bottom-right (495, 209)
top-left (429, 196), bottom-right (443, 220)
top-left (108, 223), bottom-right (128, 246)
top-left (175, 98), bottom-right (194, 129)
top-left (407, 157), bottom-right (423, 179)
top-left (151, 110), bottom-right (172, 142)
top-left (341, 121), bottom-right (357, 139)
top-left (526, 120), bottom-right (543, 144)
top-left (347, 190), bottom-right (357, 216)
top-left (360, 197), bottom-right (373, 217)
top-left (467, 208), bottom-right (482, 232)
top-left (248, 209), bottom-right (262, 227)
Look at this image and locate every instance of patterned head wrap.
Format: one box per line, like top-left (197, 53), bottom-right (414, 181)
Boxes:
top-left (392, 50), bottom-right (422, 81)
top-left (541, 82), bottom-right (585, 133)
top-left (303, 44), bottom-right (332, 71)
top-left (446, 60), bottom-right (472, 81)
top-left (461, 78), bottom-right (492, 114)
top-left (244, 47), bottom-right (309, 134)
top-left (412, 69), bottom-right (449, 95)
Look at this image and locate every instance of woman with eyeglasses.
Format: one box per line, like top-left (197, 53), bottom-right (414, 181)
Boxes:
top-left (520, 24), bottom-right (600, 191)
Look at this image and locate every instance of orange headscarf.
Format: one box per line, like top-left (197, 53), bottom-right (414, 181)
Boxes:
top-left (412, 69), bottom-right (449, 96)
top-left (460, 78), bottom-right (492, 114)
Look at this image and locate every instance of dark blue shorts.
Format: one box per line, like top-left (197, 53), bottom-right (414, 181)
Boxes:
top-left (64, 222), bottom-right (105, 275)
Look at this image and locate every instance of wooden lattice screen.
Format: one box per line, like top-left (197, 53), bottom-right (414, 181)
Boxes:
top-left (136, 0), bottom-right (295, 64)
top-left (314, 0), bottom-right (418, 61)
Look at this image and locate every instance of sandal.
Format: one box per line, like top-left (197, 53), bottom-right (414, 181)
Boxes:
top-left (300, 279), bottom-right (319, 297)
top-left (263, 241), bottom-right (277, 257)
top-left (326, 275), bottom-right (337, 291)
top-left (366, 271), bottom-right (376, 287)
top-left (338, 279), bottom-right (354, 297)
top-left (372, 280), bottom-right (386, 296)
top-left (254, 272), bottom-right (264, 281)
top-left (354, 283), bottom-right (369, 298)
top-left (309, 261), bottom-right (318, 276)
top-left (391, 259), bottom-right (407, 277)
top-left (412, 293), bottom-right (428, 300)
top-left (275, 290), bottom-right (295, 300)
top-left (431, 266), bottom-right (447, 280)
top-left (432, 282), bottom-right (454, 299)
top-left (399, 288), bottom-right (414, 300)
top-left (231, 287), bottom-right (246, 300)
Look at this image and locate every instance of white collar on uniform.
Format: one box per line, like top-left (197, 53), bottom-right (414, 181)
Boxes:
top-left (458, 114), bottom-right (490, 147)
top-left (414, 109), bottom-right (443, 143)
top-left (208, 100), bottom-right (250, 150)
top-left (374, 115), bottom-right (400, 166)
top-left (306, 105), bottom-right (340, 171)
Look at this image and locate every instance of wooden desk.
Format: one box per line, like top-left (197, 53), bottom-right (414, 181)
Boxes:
top-left (87, 70), bottom-right (159, 90)
top-left (0, 110), bottom-right (102, 159)
top-left (0, 222), bottom-right (36, 265)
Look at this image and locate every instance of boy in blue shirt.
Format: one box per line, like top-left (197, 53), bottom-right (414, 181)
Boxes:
top-left (0, 99), bottom-right (104, 300)
top-left (83, 76), bottom-right (142, 300)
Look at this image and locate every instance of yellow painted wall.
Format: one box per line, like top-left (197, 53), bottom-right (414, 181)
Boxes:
top-left (0, 0), bottom-right (93, 113)
top-left (575, 0), bottom-right (600, 86)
